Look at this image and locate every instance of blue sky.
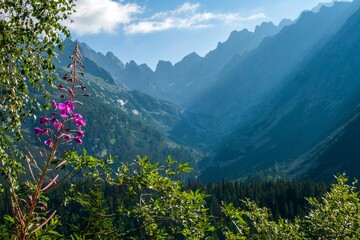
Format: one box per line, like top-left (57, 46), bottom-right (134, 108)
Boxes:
top-left (66, 0), bottom-right (339, 69)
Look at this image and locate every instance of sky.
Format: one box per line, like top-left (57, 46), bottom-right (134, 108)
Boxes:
top-left (65, 0), bottom-right (340, 69)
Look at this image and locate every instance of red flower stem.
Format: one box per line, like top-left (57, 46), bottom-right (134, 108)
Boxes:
top-left (20, 41), bottom-right (82, 239)
top-left (22, 109), bottom-right (69, 237)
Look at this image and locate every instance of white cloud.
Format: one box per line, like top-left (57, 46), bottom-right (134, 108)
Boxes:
top-left (125, 2), bottom-right (266, 35)
top-left (66, 1), bottom-right (266, 35)
top-left (66, 0), bottom-right (142, 35)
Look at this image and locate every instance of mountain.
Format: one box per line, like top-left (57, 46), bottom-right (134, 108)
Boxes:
top-left (199, 1), bottom-right (360, 182)
top-left (46, 40), bottom-right (205, 169)
top-left (79, 42), bottom-right (125, 82)
top-left (182, 0), bottom-right (360, 146)
top-left (53, 1), bottom-right (360, 183)
top-left (120, 60), bottom-right (160, 98)
top-left (56, 39), bottom-right (116, 85)
top-left (311, 1), bottom-right (337, 12)
top-left (62, 21), bottom-right (289, 107)
top-left (59, 40), bottom-right (164, 99)
top-left (295, 111), bottom-right (360, 181)
top-left (154, 21), bottom-right (290, 106)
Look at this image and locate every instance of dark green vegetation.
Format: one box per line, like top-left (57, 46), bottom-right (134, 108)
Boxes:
top-left (198, 179), bottom-right (328, 221)
top-left (2, 157), bottom-right (359, 239)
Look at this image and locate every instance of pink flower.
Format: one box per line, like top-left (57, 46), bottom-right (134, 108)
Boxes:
top-left (61, 134), bottom-right (71, 141)
top-left (44, 139), bottom-right (54, 148)
top-left (75, 130), bottom-right (85, 138)
top-left (76, 119), bottom-right (86, 127)
top-left (40, 118), bottom-right (50, 125)
top-left (74, 136), bottom-right (82, 144)
top-left (34, 127), bottom-right (48, 135)
top-left (51, 100), bottom-right (57, 110)
top-left (58, 101), bottom-right (75, 118)
top-left (51, 117), bottom-right (62, 131)
top-left (54, 122), bottom-right (62, 131)
top-left (34, 127), bottom-right (42, 135)
top-left (73, 114), bottom-right (86, 127)
top-left (72, 113), bottom-right (82, 119)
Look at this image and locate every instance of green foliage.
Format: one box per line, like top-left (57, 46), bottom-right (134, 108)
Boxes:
top-left (117, 156), bottom-right (212, 239)
top-left (68, 155), bottom-right (214, 239)
top-left (305, 174), bottom-right (360, 239)
top-left (222, 200), bottom-right (304, 240)
top-left (221, 174), bottom-right (360, 239)
top-left (0, 0), bottom-right (74, 132)
top-left (0, 1), bottom-right (75, 226)
top-left (70, 184), bottom-right (116, 239)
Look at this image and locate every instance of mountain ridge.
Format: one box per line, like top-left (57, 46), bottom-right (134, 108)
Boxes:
top-left (199, 1), bottom-right (360, 182)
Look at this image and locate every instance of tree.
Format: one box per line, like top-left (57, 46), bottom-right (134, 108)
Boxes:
top-left (0, 2), bottom-right (75, 236)
top-left (305, 174), bottom-right (360, 239)
top-left (222, 200), bottom-right (304, 240)
top-left (0, 0), bottom-right (75, 184)
top-left (221, 174), bottom-right (360, 239)
top-left (69, 156), bottom-right (214, 239)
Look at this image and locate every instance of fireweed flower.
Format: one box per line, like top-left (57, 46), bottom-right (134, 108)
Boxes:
top-left (17, 44), bottom-right (88, 239)
top-left (58, 100), bottom-right (75, 118)
top-left (75, 130), bottom-right (85, 138)
top-left (34, 127), bottom-right (41, 134)
top-left (32, 43), bottom-right (88, 147)
top-left (51, 117), bottom-right (63, 131)
top-left (39, 118), bottom-right (50, 125)
top-left (34, 127), bottom-right (48, 135)
top-left (51, 100), bottom-right (57, 110)
top-left (44, 139), bottom-right (54, 148)
top-left (72, 113), bottom-right (86, 127)
top-left (61, 134), bottom-right (71, 141)
top-left (74, 136), bottom-right (82, 144)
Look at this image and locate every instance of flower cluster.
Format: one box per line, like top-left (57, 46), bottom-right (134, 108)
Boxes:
top-left (33, 41), bottom-right (88, 148)
top-left (34, 99), bottom-right (86, 147)
top-left (14, 42), bottom-right (90, 238)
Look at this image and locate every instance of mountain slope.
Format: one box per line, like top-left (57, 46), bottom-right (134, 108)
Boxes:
top-left (295, 111), bottom-right (360, 181)
top-left (189, 1), bottom-right (360, 136)
top-left (61, 40), bottom-right (163, 98)
top-left (50, 41), bottom-right (205, 169)
top-left (199, 3), bottom-right (360, 182)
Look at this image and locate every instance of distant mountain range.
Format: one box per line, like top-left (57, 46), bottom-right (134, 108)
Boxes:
top-left (42, 40), bottom-right (204, 172)
top-left (55, 0), bottom-right (360, 183)
top-left (64, 20), bottom-right (292, 107)
top-left (197, 0), bottom-right (360, 182)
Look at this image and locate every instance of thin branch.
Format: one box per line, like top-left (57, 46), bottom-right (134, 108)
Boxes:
top-left (30, 210), bottom-right (57, 235)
